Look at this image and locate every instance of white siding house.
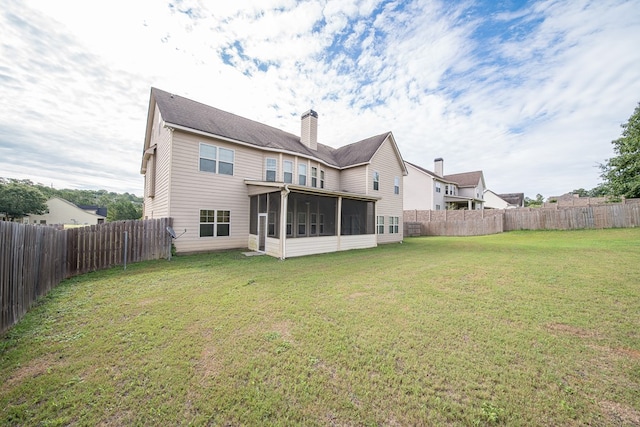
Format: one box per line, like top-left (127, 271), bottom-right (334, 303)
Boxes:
top-left (141, 88), bottom-right (407, 258)
top-left (404, 158), bottom-right (486, 211)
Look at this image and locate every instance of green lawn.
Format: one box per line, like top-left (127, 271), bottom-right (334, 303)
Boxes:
top-left (1, 229), bottom-right (639, 426)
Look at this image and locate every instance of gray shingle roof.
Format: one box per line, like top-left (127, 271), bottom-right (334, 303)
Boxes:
top-left (443, 171), bottom-right (484, 187)
top-left (498, 193), bottom-right (524, 206)
top-left (151, 87), bottom-right (390, 168)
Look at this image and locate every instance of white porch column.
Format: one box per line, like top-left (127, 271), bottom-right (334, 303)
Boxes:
top-left (280, 188), bottom-right (289, 259)
top-left (337, 196), bottom-right (342, 251)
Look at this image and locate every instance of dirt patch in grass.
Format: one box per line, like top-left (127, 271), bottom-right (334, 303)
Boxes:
top-left (0, 354), bottom-right (63, 394)
top-left (615, 347), bottom-right (640, 359)
top-left (193, 328), bottom-right (222, 383)
top-left (348, 292), bottom-right (367, 299)
top-left (600, 400), bottom-right (640, 426)
top-left (269, 320), bottom-right (293, 341)
top-left (196, 343), bottom-right (221, 382)
top-left (545, 323), bottom-right (601, 339)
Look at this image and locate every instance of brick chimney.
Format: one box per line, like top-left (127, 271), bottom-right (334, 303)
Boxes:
top-left (301, 110), bottom-right (318, 150)
top-left (434, 157), bottom-right (444, 177)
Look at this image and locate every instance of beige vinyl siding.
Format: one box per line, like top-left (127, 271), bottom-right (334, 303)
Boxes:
top-left (286, 236), bottom-right (338, 258)
top-left (322, 166), bottom-right (340, 191)
top-left (369, 136), bottom-right (404, 243)
top-left (434, 179), bottom-right (445, 209)
top-left (167, 131), bottom-right (261, 253)
top-left (265, 237), bottom-right (281, 258)
top-left (284, 234), bottom-right (376, 258)
top-left (403, 163), bottom-right (435, 211)
top-left (339, 234), bottom-right (377, 251)
top-left (340, 165), bottom-right (367, 193)
top-left (143, 107), bottom-right (172, 219)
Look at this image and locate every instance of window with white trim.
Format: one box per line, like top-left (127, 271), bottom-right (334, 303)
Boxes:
top-left (284, 160), bottom-right (293, 183)
top-left (265, 158), bottom-right (277, 182)
top-left (311, 167), bottom-right (318, 187)
top-left (199, 143), bottom-right (217, 173)
top-left (286, 211), bottom-right (293, 236)
top-left (320, 170), bottom-right (325, 189)
top-left (218, 148), bottom-right (234, 175)
top-left (298, 163), bottom-right (307, 185)
top-left (310, 213), bottom-right (317, 235)
top-left (373, 171), bottom-right (380, 191)
top-left (199, 143), bottom-right (234, 176)
top-left (200, 209), bottom-right (231, 237)
top-left (394, 177), bottom-right (400, 195)
top-left (298, 211), bottom-right (306, 235)
top-left (268, 211), bottom-right (276, 236)
top-left (377, 215), bottom-right (384, 234)
top-left (435, 182), bottom-right (441, 193)
top-left (389, 216), bottom-right (399, 234)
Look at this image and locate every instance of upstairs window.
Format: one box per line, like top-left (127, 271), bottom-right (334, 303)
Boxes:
top-left (311, 167), bottom-right (318, 187)
top-left (199, 143), bottom-right (234, 176)
top-left (373, 171), bottom-right (380, 191)
top-left (394, 177), bottom-right (400, 195)
top-left (265, 158), bottom-right (277, 182)
top-left (284, 160), bottom-right (293, 183)
top-left (320, 170), bottom-right (325, 189)
top-left (298, 163), bottom-right (307, 186)
top-left (435, 182), bottom-right (441, 193)
top-left (218, 148), bottom-right (234, 175)
top-left (199, 143), bottom-right (217, 173)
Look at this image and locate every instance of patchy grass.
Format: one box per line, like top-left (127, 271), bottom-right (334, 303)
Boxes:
top-left (1, 229), bottom-right (639, 425)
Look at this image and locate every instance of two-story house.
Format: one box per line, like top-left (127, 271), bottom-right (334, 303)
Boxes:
top-left (140, 88), bottom-right (407, 259)
top-left (404, 158), bottom-right (485, 211)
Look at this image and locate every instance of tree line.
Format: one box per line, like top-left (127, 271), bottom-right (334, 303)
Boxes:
top-left (0, 178), bottom-right (142, 222)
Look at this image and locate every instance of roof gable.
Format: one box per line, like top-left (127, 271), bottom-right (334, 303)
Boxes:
top-left (498, 193), bottom-right (524, 206)
top-left (405, 161), bottom-right (455, 183)
top-left (444, 170), bottom-right (485, 188)
top-left (144, 87), bottom-right (399, 171)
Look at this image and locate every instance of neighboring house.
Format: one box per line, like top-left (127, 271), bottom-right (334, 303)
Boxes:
top-left (25, 197), bottom-right (106, 225)
top-left (404, 158), bottom-right (485, 210)
top-left (484, 190), bottom-right (524, 209)
top-left (140, 87), bottom-right (407, 259)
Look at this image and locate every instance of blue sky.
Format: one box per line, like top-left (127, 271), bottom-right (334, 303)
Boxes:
top-left (1, 0), bottom-right (639, 199)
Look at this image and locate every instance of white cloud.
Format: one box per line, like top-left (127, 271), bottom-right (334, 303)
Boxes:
top-left (1, 0), bottom-right (639, 199)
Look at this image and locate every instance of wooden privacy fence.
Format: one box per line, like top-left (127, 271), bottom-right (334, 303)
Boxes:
top-left (1, 218), bottom-right (172, 334)
top-left (503, 204), bottom-right (640, 231)
top-left (404, 203), bottom-right (640, 236)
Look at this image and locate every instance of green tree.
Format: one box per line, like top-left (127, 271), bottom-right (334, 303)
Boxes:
top-left (600, 102), bottom-right (640, 198)
top-left (0, 180), bottom-right (48, 221)
top-left (107, 197), bottom-right (142, 221)
top-left (524, 194), bottom-right (544, 207)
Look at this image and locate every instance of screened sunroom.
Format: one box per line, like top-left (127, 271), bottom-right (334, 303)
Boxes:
top-left (246, 181), bottom-right (378, 258)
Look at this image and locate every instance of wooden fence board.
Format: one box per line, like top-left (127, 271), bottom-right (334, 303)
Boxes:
top-left (404, 204), bottom-right (640, 236)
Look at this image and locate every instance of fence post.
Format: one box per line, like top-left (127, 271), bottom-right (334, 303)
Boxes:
top-left (123, 230), bottom-right (128, 270)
